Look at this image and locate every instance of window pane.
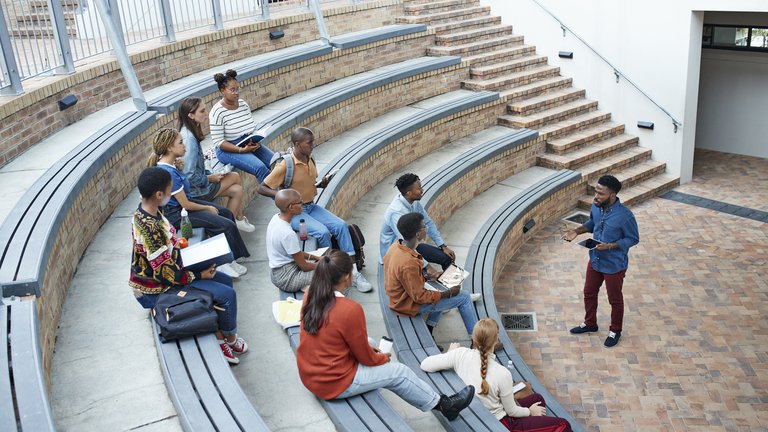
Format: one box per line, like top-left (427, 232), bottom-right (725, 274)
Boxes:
top-left (712, 26), bottom-right (749, 47)
top-left (750, 28), bottom-right (768, 48)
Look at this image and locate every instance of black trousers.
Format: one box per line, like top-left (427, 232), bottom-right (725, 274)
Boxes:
top-left (416, 243), bottom-right (452, 270)
top-left (163, 200), bottom-right (250, 260)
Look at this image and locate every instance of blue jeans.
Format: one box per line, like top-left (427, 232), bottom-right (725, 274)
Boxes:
top-left (336, 362), bottom-right (440, 412)
top-left (418, 291), bottom-right (478, 336)
top-left (290, 202), bottom-right (354, 255)
top-left (216, 145), bottom-right (274, 182)
top-left (135, 272), bottom-right (238, 336)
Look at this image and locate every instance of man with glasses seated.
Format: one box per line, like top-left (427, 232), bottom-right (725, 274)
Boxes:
top-left (259, 127), bottom-right (373, 293)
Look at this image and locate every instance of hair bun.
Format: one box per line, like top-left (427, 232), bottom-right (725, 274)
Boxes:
top-left (323, 256), bottom-right (331, 263)
top-left (213, 73), bottom-right (225, 83)
top-left (226, 69), bottom-right (237, 78)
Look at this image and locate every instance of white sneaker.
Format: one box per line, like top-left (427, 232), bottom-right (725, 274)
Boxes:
top-left (470, 293), bottom-right (481, 302)
top-left (236, 216), bottom-right (255, 232)
top-left (229, 261), bottom-right (248, 276)
top-left (217, 263), bottom-right (240, 278)
top-left (352, 271), bottom-right (373, 293)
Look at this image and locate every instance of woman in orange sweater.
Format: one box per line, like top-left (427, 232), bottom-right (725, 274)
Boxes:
top-left (296, 250), bottom-right (475, 421)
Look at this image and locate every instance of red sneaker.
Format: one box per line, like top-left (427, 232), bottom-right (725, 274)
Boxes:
top-left (227, 335), bottom-right (248, 354)
top-left (219, 342), bottom-right (239, 365)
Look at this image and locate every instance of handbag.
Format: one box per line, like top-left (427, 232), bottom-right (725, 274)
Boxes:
top-left (152, 287), bottom-right (218, 342)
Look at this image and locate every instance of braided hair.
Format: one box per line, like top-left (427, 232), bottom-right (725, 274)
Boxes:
top-left (147, 128), bottom-right (183, 170)
top-left (471, 318), bottom-right (500, 395)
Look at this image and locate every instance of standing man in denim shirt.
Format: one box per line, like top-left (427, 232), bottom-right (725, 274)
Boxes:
top-left (380, 173), bottom-right (455, 270)
top-left (562, 175), bottom-right (640, 347)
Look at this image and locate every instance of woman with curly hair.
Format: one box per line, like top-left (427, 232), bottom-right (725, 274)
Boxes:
top-left (421, 318), bottom-right (572, 431)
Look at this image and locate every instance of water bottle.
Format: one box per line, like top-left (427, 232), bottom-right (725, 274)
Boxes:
top-left (180, 208), bottom-right (193, 239)
top-left (298, 219), bottom-right (308, 241)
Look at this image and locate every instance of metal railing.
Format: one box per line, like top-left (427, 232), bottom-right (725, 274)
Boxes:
top-left (531, 0), bottom-right (683, 132)
top-left (0, 0), bottom-right (361, 96)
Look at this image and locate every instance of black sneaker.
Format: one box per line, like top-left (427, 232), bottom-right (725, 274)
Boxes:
top-left (569, 323), bottom-right (599, 334)
top-left (435, 385), bottom-right (475, 421)
top-left (604, 331), bottom-right (621, 347)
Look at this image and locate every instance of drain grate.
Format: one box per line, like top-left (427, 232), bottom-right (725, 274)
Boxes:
top-left (501, 312), bottom-right (537, 331)
top-left (563, 211), bottom-right (589, 225)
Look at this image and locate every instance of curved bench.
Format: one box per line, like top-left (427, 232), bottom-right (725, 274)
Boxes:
top-left (315, 90), bottom-right (502, 218)
top-left (285, 326), bottom-right (415, 432)
top-left (255, 55), bottom-right (463, 150)
top-left (1, 299), bottom-right (55, 432)
top-left (329, 24), bottom-right (428, 49)
top-left (463, 169), bottom-right (586, 432)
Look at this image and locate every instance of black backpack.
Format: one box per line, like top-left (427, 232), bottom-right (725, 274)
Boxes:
top-left (331, 224), bottom-right (366, 271)
top-left (152, 287), bottom-right (218, 342)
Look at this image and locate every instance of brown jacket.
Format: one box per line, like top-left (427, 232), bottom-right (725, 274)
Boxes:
top-left (383, 241), bottom-right (441, 316)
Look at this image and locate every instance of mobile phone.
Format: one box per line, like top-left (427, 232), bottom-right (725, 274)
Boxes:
top-left (577, 238), bottom-right (602, 249)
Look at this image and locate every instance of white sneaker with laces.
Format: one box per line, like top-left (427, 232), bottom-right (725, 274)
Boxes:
top-left (229, 261), bottom-right (248, 276)
top-left (217, 263), bottom-right (240, 279)
top-left (470, 293), bottom-right (481, 302)
top-left (236, 216), bottom-right (255, 232)
top-left (352, 270), bottom-right (373, 293)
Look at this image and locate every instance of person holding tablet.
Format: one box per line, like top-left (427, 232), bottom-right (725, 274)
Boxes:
top-left (562, 175), bottom-right (640, 347)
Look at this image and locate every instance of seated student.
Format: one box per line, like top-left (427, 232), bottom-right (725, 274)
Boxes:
top-left (148, 128), bottom-right (249, 277)
top-left (421, 319), bottom-right (573, 432)
top-left (177, 96), bottom-right (254, 232)
top-left (258, 127), bottom-right (372, 293)
top-left (130, 167), bottom-right (248, 365)
top-left (266, 189), bottom-right (320, 296)
top-left (384, 212), bottom-right (478, 344)
top-left (209, 69), bottom-right (274, 182)
top-left (380, 173), bottom-right (455, 270)
top-left (296, 250), bottom-right (475, 421)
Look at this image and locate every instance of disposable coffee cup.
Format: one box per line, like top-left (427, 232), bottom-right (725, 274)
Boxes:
top-left (378, 336), bottom-right (393, 354)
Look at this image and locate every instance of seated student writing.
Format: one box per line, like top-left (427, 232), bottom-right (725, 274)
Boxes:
top-left (421, 318), bottom-right (573, 432)
top-left (266, 189), bottom-right (321, 297)
top-left (148, 128), bottom-right (250, 277)
top-left (296, 250), bottom-right (475, 421)
top-left (130, 167), bottom-right (248, 365)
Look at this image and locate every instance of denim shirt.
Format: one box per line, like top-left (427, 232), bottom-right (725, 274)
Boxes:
top-left (582, 198), bottom-right (639, 274)
top-left (379, 195), bottom-right (443, 262)
top-left (180, 127), bottom-right (215, 198)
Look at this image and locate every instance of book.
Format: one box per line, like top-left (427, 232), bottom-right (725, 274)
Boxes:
top-left (180, 233), bottom-right (234, 272)
top-left (271, 297), bottom-right (303, 329)
top-left (512, 382), bottom-right (527, 394)
top-left (306, 246), bottom-right (329, 259)
top-left (231, 127), bottom-right (268, 148)
top-left (437, 264), bottom-right (470, 287)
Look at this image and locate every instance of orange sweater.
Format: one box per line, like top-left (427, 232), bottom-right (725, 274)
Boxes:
top-left (297, 296), bottom-right (388, 399)
top-left (383, 241), bottom-right (441, 317)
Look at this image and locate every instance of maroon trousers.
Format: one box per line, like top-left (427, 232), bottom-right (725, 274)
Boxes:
top-left (583, 260), bottom-right (626, 333)
top-left (500, 393), bottom-right (572, 432)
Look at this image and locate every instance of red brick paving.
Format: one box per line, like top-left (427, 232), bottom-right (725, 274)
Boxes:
top-left (494, 150), bottom-right (768, 431)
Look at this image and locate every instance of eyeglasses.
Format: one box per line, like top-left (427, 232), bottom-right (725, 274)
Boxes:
top-left (226, 87), bottom-right (239, 94)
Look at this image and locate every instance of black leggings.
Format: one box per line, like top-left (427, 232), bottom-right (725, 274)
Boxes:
top-left (163, 199), bottom-right (250, 260)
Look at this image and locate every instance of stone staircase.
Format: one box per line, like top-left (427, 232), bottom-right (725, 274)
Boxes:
top-left (8, 0), bottom-right (79, 38)
top-left (397, 0), bottom-right (678, 210)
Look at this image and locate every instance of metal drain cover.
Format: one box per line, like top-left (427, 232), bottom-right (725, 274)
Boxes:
top-left (563, 211), bottom-right (589, 225)
top-left (501, 313), bottom-right (537, 331)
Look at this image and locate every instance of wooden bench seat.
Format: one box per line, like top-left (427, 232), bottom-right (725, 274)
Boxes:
top-left (0, 299), bottom-right (55, 431)
top-left (285, 326), bottom-right (415, 432)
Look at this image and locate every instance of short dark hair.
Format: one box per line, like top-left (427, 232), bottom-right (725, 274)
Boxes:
top-left (291, 127), bottom-right (314, 145)
top-left (597, 175), bottom-right (622, 194)
top-left (397, 212), bottom-right (424, 241)
top-left (395, 173), bottom-right (420, 195)
top-left (138, 167), bottom-right (171, 199)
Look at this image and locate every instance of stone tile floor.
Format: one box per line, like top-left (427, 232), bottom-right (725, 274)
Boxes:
top-left (495, 149), bottom-right (768, 431)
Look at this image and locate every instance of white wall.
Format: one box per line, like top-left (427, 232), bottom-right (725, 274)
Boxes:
top-left (481, 0), bottom-right (768, 183)
top-left (696, 49), bottom-right (768, 158)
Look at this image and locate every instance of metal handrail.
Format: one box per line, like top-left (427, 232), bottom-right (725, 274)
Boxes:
top-left (531, 0), bottom-right (682, 133)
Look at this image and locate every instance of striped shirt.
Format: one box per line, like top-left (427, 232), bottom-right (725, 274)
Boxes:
top-left (208, 99), bottom-right (256, 149)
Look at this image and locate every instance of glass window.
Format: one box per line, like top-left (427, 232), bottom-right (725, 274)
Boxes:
top-left (712, 26), bottom-right (749, 47)
top-left (751, 28), bottom-right (768, 49)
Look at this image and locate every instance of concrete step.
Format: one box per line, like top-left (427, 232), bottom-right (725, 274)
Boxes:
top-left (498, 99), bottom-right (598, 129)
top-left (537, 134), bottom-right (639, 170)
top-left (546, 121), bottom-right (625, 154)
top-left (403, 0), bottom-right (480, 15)
top-left (431, 15), bottom-right (502, 35)
top-left (470, 54), bottom-right (548, 79)
top-left (396, 5), bottom-right (490, 25)
top-left (507, 87), bottom-right (585, 116)
top-left (428, 34), bottom-right (524, 57)
top-left (577, 173), bottom-right (679, 209)
top-left (463, 64), bottom-right (559, 92)
top-left (463, 44), bottom-right (538, 67)
top-left (500, 75), bottom-right (573, 102)
top-left (576, 146), bottom-right (653, 180)
top-left (534, 110), bottom-right (613, 141)
top-left (435, 24), bottom-right (514, 46)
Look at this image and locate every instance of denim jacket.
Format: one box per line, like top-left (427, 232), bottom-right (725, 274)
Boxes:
top-left (180, 127), bottom-right (215, 198)
top-left (582, 198), bottom-right (640, 273)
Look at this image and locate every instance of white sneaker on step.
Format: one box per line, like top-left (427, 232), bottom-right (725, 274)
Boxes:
top-left (229, 261), bottom-right (248, 276)
top-left (236, 216), bottom-right (255, 232)
top-left (470, 293), bottom-right (481, 302)
top-left (217, 263), bottom-right (240, 278)
top-left (352, 271), bottom-right (373, 293)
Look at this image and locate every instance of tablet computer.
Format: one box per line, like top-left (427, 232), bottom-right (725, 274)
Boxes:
top-left (577, 238), bottom-right (602, 249)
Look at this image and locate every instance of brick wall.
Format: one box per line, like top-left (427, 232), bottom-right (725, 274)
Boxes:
top-left (0, 0), bottom-right (402, 168)
top-left (326, 99), bottom-right (506, 219)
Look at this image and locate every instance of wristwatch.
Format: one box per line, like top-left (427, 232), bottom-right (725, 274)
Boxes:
top-left (438, 244), bottom-right (446, 250)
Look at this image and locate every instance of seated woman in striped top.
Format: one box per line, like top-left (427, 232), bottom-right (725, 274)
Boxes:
top-left (209, 69), bottom-right (274, 182)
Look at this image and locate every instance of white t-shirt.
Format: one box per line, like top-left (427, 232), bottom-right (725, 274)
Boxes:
top-left (266, 214), bottom-right (300, 269)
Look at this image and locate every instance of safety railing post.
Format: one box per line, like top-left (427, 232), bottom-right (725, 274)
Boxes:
top-left (47, 0), bottom-right (76, 74)
top-left (0, 5), bottom-right (23, 95)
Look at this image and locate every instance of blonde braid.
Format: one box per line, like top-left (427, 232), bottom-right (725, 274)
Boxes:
top-left (479, 350), bottom-right (490, 395)
top-left (471, 318), bottom-right (501, 396)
